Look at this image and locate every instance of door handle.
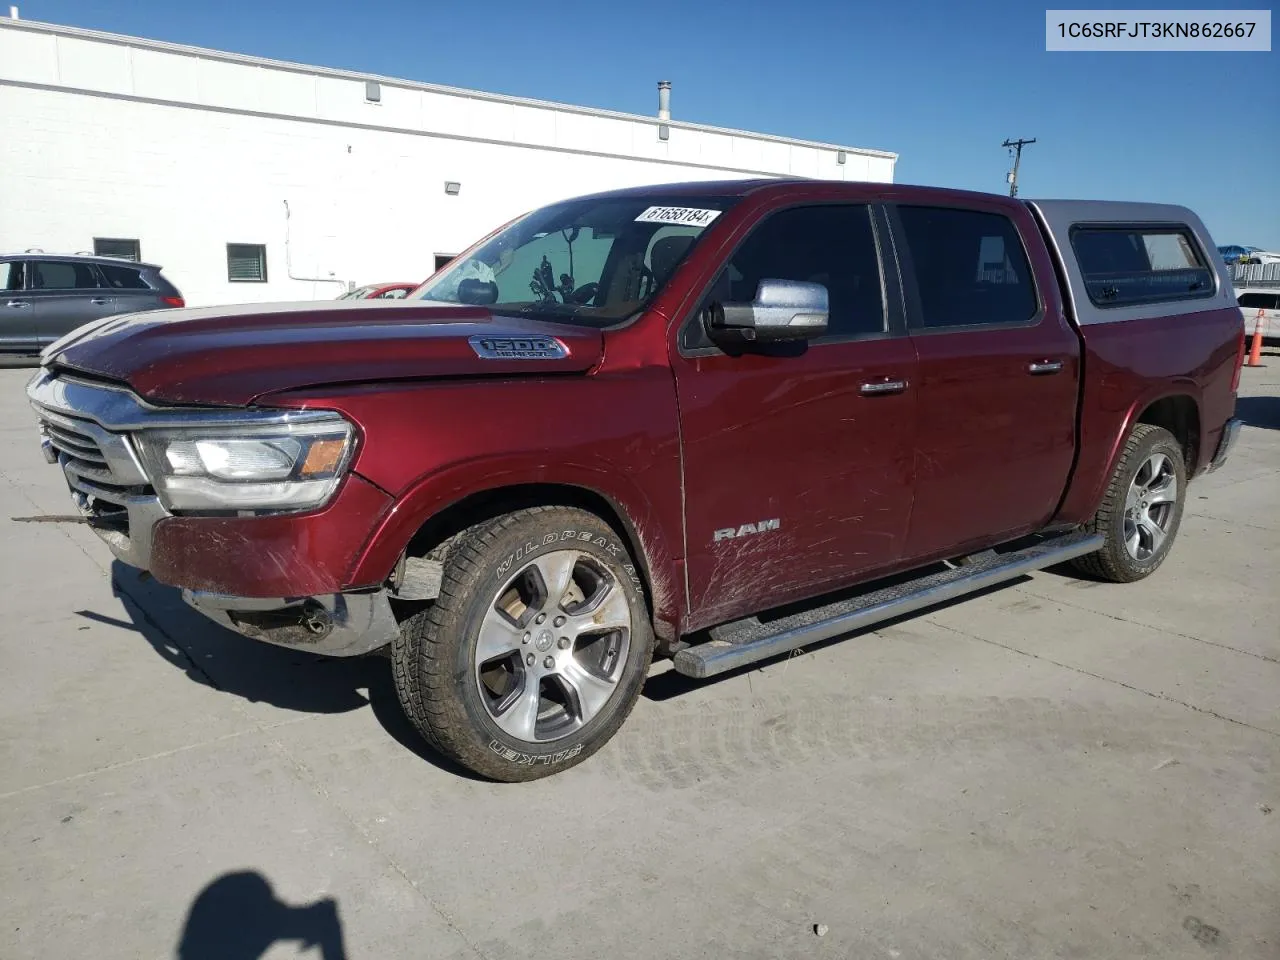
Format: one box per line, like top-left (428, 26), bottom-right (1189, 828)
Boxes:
top-left (89, 298), bottom-right (114, 305)
top-left (860, 378), bottom-right (908, 396)
top-left (5, 300), bottom-right (31, 308)
top-left (1028, 359), bottom-right (1064, 375)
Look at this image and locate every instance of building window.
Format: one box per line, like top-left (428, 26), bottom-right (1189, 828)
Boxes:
top-left (94, 237), bottom-right (141, 261)
top-left (227, 243), bottom-right (267, 282)
top-left (434, 254), bottom-right (456, 271)
top-left (1070, 225), bottom-right (1214, 308)
top-left (365, 80), bottom-right (381, 103)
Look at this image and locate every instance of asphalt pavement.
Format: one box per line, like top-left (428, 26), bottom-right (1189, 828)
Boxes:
top-left (1, 359), bottom-right (1276, 959)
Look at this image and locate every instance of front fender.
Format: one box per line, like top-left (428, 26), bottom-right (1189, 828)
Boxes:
top-left (273, 374), bottom-right (687, 633)
top-left (344, 455), bottom-right (685, 633)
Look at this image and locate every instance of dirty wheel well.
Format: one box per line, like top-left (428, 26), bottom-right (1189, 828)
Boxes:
top-left (402, 483), bottom-right (656, 613)
top-left (1137, 395), bottom-right (1199, 472)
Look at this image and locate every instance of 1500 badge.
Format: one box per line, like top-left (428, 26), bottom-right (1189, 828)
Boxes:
top-left (469, 336), bottom-right (568, 360)
top-left (713, 518), bottom-right (781, 542)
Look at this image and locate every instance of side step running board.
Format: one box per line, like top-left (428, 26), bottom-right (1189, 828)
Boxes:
top-left (672, 531), bottom-right (1103, 679)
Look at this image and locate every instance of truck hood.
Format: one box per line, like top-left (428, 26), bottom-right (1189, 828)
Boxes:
top-left (45, 300), bottom-right (605, 406)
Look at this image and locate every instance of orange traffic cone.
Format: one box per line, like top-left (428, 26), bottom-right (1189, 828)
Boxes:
top-left (1246, 308), bottom-right (1264, 367)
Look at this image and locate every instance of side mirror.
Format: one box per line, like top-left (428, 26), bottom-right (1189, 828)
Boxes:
top-left (457, 278), bottom-right (498, 305)
top-left (707, 279), bottom-right (829, 342)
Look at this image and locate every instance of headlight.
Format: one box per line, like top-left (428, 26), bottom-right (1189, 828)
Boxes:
top-left (132, 414), bottom-right (355, 513)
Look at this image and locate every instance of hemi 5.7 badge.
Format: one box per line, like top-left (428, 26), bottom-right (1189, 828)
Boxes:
top-left (469, 336), bottom-right (568, 360)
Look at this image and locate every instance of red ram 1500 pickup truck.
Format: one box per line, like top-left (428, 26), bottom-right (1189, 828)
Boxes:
top-left (28, 181), bottom-right (1245, 781)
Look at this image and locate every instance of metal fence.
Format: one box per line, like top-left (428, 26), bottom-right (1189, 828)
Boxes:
top-left (1229, 263), bottom-right (1280, 288)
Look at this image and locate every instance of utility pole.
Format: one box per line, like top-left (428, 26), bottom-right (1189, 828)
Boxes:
top-left (1002, 138), bottom-right (1036, 197)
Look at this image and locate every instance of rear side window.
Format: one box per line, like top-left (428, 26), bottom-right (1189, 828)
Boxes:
top-left (896, 206), bottom-right (1038, 329)
top-left (98, 263), bottom-right (150, 290)
top-left (31, 261), bottom-right (102, 290)
top-left (1071, 226), bottom-right (1213, 308)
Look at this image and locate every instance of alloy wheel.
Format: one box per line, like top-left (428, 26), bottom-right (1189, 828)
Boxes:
top-left (1123, 452), bottom-right (1178, 561)
top-left (473, 550), bottom-right (632, 743)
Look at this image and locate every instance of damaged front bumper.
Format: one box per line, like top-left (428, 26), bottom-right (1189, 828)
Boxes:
top-left (182, 589), bottom-right (400, 657)
top-left (28, 370), bottom-right (398, 657)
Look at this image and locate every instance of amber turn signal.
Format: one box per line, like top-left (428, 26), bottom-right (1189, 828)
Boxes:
top-left (299, 438), bottom-right (347, 477)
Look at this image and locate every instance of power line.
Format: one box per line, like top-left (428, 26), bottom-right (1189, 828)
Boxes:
top-left (1002, 138), bottom-right (1036, 197)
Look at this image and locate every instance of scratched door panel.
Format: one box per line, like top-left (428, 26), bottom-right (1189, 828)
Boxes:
top-left (675, 337), bottom-right (917, 630)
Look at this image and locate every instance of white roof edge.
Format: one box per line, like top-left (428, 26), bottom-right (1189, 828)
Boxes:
top-left (0, 18), bottom-right (899, 161)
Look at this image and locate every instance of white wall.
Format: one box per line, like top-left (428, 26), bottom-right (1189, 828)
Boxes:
top-left (0, 21), bottom-right (896, 307)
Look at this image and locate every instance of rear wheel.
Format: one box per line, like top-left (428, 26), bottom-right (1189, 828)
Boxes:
top-left (391, 506), bottom-right (653, 781)
top-left (1072, 423), bottom-right (1186, 583)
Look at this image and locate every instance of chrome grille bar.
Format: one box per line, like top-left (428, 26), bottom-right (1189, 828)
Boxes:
top-left (66, 473), bottom-right (138, 508)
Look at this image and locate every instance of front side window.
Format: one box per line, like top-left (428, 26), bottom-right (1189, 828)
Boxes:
top-left (1, 261), bottom-right (25, 291)
top-left (1071, 226), bottom-right (1213, 307)
top-left (227, 244), bottom-right (268, 283)
top-left (897, 206), bottom-right (1038, 329)
top-left (412, 196), bottom-right (738, 326)
top-left (735, 205), bottom-right (884, 338)
top-left (31, 260), bottom-right (103, 290)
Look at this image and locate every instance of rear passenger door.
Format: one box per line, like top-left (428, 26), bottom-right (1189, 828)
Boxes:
top-left (96, 261), bottom-right (162, 315)
top-left (27, 260), bottom-right (116, 344)
top-left (890, 201), bottom-right (1080, 561)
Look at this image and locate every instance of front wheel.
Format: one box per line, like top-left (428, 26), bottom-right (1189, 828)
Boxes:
top-left (391, 506), bottom-right (653, 781)
top-left (1072, 423), bottom-right (1186, 583)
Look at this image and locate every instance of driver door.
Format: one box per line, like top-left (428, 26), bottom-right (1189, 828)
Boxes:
top-left (671, 203), bottom-right (918, 630)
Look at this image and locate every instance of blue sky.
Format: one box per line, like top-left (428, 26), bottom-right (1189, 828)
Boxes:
top-left (22, 0), bottom-right (1280, 247)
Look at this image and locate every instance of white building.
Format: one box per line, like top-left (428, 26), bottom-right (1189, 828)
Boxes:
top-left (0, 16), bottom-right (897, 307)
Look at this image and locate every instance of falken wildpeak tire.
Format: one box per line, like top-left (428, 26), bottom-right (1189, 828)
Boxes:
top-left (1071, 424), bottom-right (1187, 583)
top-left (391, 506), bottom-right (653, 782)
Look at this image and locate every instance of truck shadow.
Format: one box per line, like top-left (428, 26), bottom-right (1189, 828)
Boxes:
top-left (1234, 395), bottom-right (1280, 430)
top-left (104, 561), bottom-right (482, 780)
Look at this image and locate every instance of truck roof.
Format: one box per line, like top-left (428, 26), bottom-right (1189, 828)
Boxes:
top-left (570, 180), bottom-right (1219, 222)
top-left (568, 178), bottom-right (1031, 206)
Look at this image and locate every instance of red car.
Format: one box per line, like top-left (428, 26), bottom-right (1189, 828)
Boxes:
top-left (337, 282), bottom-right (417, 301)
top-left (29, 180), bottom-right (1244, 781)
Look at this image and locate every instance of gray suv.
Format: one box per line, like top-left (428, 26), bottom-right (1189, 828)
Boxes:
top-left (2, 254), bottom-right (184, 357)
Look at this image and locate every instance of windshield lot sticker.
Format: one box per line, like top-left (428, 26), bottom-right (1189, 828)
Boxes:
top-left (634, 206), bottom-right (722, 227)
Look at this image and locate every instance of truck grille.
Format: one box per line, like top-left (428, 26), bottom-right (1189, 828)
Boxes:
top-left (36, 410), bottom-right (152, 535)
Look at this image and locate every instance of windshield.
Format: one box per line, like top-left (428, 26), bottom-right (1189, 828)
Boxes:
top-left (411, 195), bottom-right (739, 325)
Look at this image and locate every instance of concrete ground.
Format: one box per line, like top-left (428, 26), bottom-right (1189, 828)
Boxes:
top-left (0, 360), bottom-right (1276, 960)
